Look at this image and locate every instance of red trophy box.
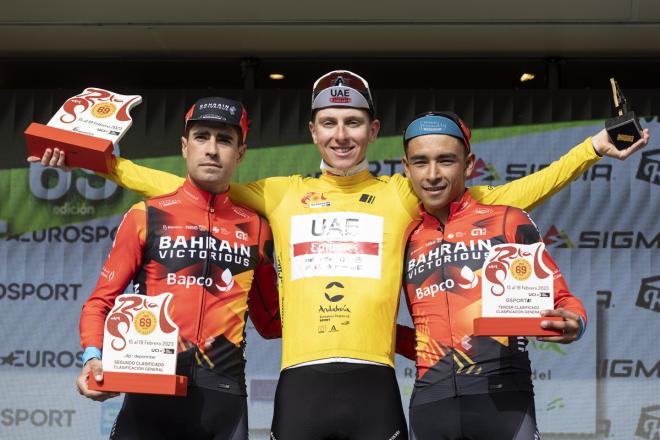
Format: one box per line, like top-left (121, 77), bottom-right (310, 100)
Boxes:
top-left (88, 293), bottom-right (188, 396)
top-left (24, 88), bottom-right (141, 173)
top-left (473, 243), bottom-right (562, 337)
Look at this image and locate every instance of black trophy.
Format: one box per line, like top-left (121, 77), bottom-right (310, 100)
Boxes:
top-left (605, 78), bottom-right (642, 151)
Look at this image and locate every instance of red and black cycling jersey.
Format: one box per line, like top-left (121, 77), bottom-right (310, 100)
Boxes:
top-left (80, 178), bottom-right (280, 394)
top-left (397, 191), bottom-right (586, 406)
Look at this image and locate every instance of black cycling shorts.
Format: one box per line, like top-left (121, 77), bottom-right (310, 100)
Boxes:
top-left (409, 391), bottom-right (540, 440)
top-left (109, 387), bottom-right (247, 440)
top-left (271, 362), bottom-right (408, 440)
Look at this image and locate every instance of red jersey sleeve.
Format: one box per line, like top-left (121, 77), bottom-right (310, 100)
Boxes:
top-left (503, 207), bottom-right (587, 325)
top-left (247, 217), bottom-right (281, 339)
top-left (79, 203), bottom-right (146, 349)
top-left (395, 324), bottom-right (416, 360)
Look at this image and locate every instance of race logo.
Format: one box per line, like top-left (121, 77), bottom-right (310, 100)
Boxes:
top-left (301, 192), bottom-right (331, 208)
top-left (636, 276), bottom-right (660, 313)
top-left (467, 158), bottom-right (501, 183)
top-left (637, 149), bottom-right (660, 185)
top-left (543, 225), bottom-right (574, 248)
top-left (290, 212), bottom-right (383, 280)
top-left (636, 405), bottom-right (660, 440)
top-left (49, 87), bottom-right (141, 144)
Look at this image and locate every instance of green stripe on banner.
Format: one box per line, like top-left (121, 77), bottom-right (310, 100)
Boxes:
top-left (0, 120), bottom-right (599, 237)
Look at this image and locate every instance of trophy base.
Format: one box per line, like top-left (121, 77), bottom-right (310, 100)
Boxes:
top-left (605, 112), bottom-right (642, 151)
top-left (24, 122), bottom-right (114, 173)
top-left (473, 317), bottom-right (563, 337)
top-left (88, 371), bottom-right (188, 396)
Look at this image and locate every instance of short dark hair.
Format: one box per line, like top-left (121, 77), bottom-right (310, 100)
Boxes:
top-left (185, 121), bottom-right (243, 144)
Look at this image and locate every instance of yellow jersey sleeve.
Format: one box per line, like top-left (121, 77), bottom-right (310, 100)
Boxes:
top-left (382, 173), bottom-right (421, 218)
top-left (101, 157), bottom-right (184, 198)
top-left (468, 137), bottom-right (601, 211)
top-left (230, 176), bottom-right (295, 217)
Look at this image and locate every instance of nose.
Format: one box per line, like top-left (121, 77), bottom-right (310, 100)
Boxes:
top-left (204, 136), bottom-right (219, 157)
top-left (335, 123), bottom-right (349, 144)
top-left (427, 164), bottom-right (441, 182)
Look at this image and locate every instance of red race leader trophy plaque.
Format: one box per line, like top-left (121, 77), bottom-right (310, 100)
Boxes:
top-left (88, 293), bottom-right (188, 396)
top-left (473, 243), bottom-right (562, 336)
top-left (24, 88), bottom-right (141, 173)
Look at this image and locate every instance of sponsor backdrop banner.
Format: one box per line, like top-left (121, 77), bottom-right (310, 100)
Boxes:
top-left (1, 119), bottom-right (658, 439)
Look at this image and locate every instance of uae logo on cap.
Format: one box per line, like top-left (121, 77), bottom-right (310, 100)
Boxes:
top-left (330, 88), bottom-right (351, 104)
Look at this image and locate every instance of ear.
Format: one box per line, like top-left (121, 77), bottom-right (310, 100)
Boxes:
top-left (236, 143), bottom-right (247, 164)
top-left (401, 155), bottom-right (410, 178)
top-left (308, 120), bottom-right (317, 145)
top-left (368, 119), bottom-right (381, 143)
top-left (464, 153), bottom-right (476, 179)
top-left (181, 136), bottom-right (188, 159)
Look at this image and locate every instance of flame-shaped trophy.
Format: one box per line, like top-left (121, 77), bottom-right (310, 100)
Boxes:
top-left (24, 88), bottom-right (142, 173)
top-left (88, 293), bottom-right (188, 396)
top-left (605, 78), bottom-right (643, 151)
top-left (473, 243), bottom-right (562, 336)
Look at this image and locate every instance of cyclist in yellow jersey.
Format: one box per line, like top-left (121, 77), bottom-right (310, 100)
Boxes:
top-left (32, 71), bottom-right (648, 439)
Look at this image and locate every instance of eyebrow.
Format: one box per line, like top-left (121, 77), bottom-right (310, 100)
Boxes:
top-left (409, 153), bottom-right (459, 161)
top-left (191, 129), bottom-right (235, 141)
top-left (318, 115), bottom-right (366, 123)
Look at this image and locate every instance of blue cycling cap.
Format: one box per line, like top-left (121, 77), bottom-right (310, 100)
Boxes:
top-left (403, 113), bottom-right (471, 152)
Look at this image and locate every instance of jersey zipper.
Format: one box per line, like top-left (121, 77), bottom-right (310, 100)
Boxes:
top-left (439, 221), bottom-right (460, 398)
top-left (192, 195), bottom-right (215, 383)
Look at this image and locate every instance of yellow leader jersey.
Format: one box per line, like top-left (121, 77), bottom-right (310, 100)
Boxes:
top-left (104, 138), bottom-right (600, 369)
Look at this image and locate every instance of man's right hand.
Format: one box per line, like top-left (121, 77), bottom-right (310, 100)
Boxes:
top-left (76, 359), bottom-right (119, 402)
top-left (27, 148), bottom-right (72, 171)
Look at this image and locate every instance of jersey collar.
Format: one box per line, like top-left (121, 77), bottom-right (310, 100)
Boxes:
top-left (182, 178), bottom-right (230, 210)
top-left (320, 158), bottom-right (369, 177)
top-left (418, 190), bottom-right (475, 226)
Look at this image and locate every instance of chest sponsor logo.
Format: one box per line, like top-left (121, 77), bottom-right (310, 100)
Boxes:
top-left (290, 212), bottom-right (383, 280)
top-left (407, 239), bottom-right (493, 278)
top-left (158, 235), bottom-right (251, 267)
top-left (359, 194), bottom-right (375, 204)
top-left (301, 192), bottom-right (331, 208)
top-left (166, 268), bottom-right (234, 292)
top-left (158, 199), bottom-right (181, 208)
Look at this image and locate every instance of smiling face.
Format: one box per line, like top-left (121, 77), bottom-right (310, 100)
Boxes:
top-left (181, 122), bottom-right (246, 194)
top-left (309, 107), bottom-right (380, 171)
top-left (403, 134), bottom-right (475, 223)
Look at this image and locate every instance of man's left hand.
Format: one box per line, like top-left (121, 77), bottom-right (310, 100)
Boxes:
top-left (592, 127), bottom-right (649, 160)
top-left (537, 308), bottom-right (582, 344)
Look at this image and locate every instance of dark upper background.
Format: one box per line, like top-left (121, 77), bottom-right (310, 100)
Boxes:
top-left (2, 0), bottom-right (659, 168)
